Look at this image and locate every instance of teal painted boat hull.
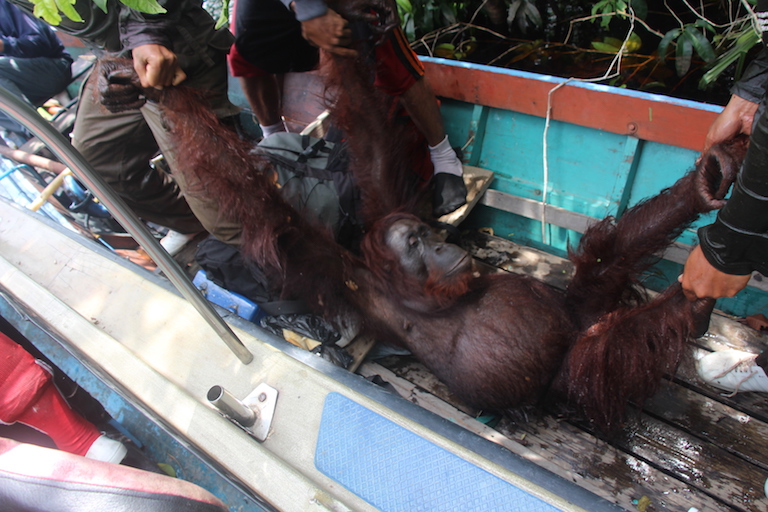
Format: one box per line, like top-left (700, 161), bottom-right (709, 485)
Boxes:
top-left (423, 57), bottom-right (764, 317)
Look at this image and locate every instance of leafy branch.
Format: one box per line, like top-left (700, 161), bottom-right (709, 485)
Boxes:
top-left (29, 0), bottom-right (166, 25)
top-left (657, 20), bottom-right (716, 77)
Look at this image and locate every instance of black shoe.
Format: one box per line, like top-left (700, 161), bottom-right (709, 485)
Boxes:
top-left (432, 173), bottom-right (467, 217)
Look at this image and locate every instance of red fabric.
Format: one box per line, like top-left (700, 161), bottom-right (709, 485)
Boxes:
top-left (0, 333), bottom-right (100, 456)
top-left (0, 437), bottom-right (229, 510)
top-left (227, 0), bottom-right (268, 78)
top-left (228, 38), bottom-right (269, 78)
top-left (373, 27), bottom-right (424, 97)
top-left (226, 0), bottom-right (423, 97)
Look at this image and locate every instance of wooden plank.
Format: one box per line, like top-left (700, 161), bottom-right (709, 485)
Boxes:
top-left (280, 71), bottom-right (327, 131)
top-left (497, 414), bottom-right (738, 512)
top-left (423, 59), bottom-right (721, 152)
top-left (644, 380), bottom-right (768, 472)
top-left (480, 188), bottom-right (596, 234)
top-left (462, 226), bottom-right (768, 293)
top-left (56, 32), bottom-right (86, 48)
top-left (683, 314), bottom-right (768, 424)
top-left (461, 229), bottom-right (575, 290)
top-left (356, 361), bottom-right (588, 485)
top-left (581, 411), bottom-right (768, 512)
top-left (359, 358), bottom-right (736, 512)
top-left (438, 165), bottom-right (494, 226)
top-left (344, 334), bottom-right (377, 373)
top-left (463, 104), bottom-right (489, 167)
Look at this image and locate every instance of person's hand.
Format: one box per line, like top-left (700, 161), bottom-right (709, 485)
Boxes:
top-left (679, 245), bottom-right (752, 301)
top-left (132, 44), bottom-right (186, 90)
top-left (702, 94), bottom-right (759, 154)
top-left (300, 10), bottom-right (357, 57)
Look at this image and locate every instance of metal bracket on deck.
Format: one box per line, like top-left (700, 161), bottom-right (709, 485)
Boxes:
top-left (207, 384), bottom-right (278, 442)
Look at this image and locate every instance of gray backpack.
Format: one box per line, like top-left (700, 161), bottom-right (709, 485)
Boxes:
top-left (255, 132), bottom-right (361, 242)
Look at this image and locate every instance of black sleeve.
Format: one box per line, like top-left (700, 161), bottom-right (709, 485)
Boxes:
top-left (119, 0), bottom-right (184, 51)
top-left (698, 103), bottom-right (768, 276)
top-left (732, 46), bottom-right (768, 103)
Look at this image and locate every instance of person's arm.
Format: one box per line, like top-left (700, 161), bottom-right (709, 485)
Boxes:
top-left (679, 245), bottom-right (752, 301)
top-left (0, 2), bottom-right (64, 59)
top-left (299, 9), bottom-right (356, 57)
top-left (698, 46), bottom-right (768, 153)
top-left (701, 94), bottom-right (759, 153)
top-left (681, 106), bottom-right (768, 300)
top-left (131, 43), bottom-right (186, 89)
top-left (731, 45), bottom-right (768, 105)
top-left (280, 0), bottom-right (326, 21)
top-left (278, 0), bottom-right (356, 57)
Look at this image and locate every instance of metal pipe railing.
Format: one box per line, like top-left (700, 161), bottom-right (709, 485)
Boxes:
top-left (0, 87), bottom-right (253, 364)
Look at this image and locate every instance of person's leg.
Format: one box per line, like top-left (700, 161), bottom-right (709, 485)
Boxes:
top-left (0, 55), bottom-right (72, 106)
top-left (230, 47), bottom-right (286, 136)
top-left (71, 72), bottom-right (204, 235)
top-left (234, 0), bottom-right (319, 74)
top-left (141, 85), bottom-right (244, 246)
top-left (240, 74), bottom-right (286, 137)
top-left (230, 0), bottom-right (318, 138)
top-left (0, 75), bottom-right (30, 135)
top-left (373, 28), bottom-right (466, 216)
top-left (0, 57), bottom-right (36, 135)
top-left (0, 332), bottom-right (126, 463)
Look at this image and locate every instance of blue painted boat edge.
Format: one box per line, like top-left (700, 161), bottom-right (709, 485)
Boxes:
top-left (421, 57), bottom-right (724, 114)
top-left (0, 205), bottom-right (620, 512)
top-left (316, 392), bottom-right (583, 512)
top-left (1, 284), bottom-right (621, 512)
top-left (0, 290), bottom-right (276, 512)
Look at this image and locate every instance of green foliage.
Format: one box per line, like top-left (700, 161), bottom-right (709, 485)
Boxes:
top-left (591, 32), bottom-right (642, 53)
top-left (30, 0), bottom-right (166, 25)
top-left (119, 0), bottom-right (165, 14)
top-left (211, 0), bottom-right (230, 29)
top-left (398, 0), bottom-right (761, 99)
top-left (699, 24), bottom-right (760, 88)
top-left (590, 0), bottom-right (647, 28)
top-left (435, 37), bottom-right (477, 59)
top-left (396, 0), bottom-right (458, 41)
top-left (658, 21), bottom-right (717, 77)
top-left (396, 0), bottom-right (417, 40)
top-left (507, 0), bottom-right (542, 34)
top-left (201, 0), bottom-right (230, 28)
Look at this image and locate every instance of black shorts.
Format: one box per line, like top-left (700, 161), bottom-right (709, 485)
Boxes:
top-left (233, 0), bottom-right (320, 74)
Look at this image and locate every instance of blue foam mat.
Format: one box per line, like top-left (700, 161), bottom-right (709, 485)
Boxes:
top-left (315, 392), bottom-right (565, 511)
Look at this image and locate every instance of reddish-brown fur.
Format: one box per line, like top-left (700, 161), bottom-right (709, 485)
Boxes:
top-left (95, 52), bottom-right (748, 429)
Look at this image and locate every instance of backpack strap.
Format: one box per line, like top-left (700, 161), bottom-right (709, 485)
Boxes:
top-left (297, 136), bottom-right (330, 163)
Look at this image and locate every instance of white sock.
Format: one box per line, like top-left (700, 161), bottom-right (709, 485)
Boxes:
top-left (429, 135), bottom-right (463, 176)
top-left (259, 121), bottom-right (287, 138)
top-left (85, 435), bottom-right (127, 464)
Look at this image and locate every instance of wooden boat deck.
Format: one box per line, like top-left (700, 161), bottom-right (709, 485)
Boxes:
top-left (352, 231), bottom-right (768, 512)
top-left (218, 67), bottom-right (768, 511)
top-left (2, 54), bottom-right (767, 511)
